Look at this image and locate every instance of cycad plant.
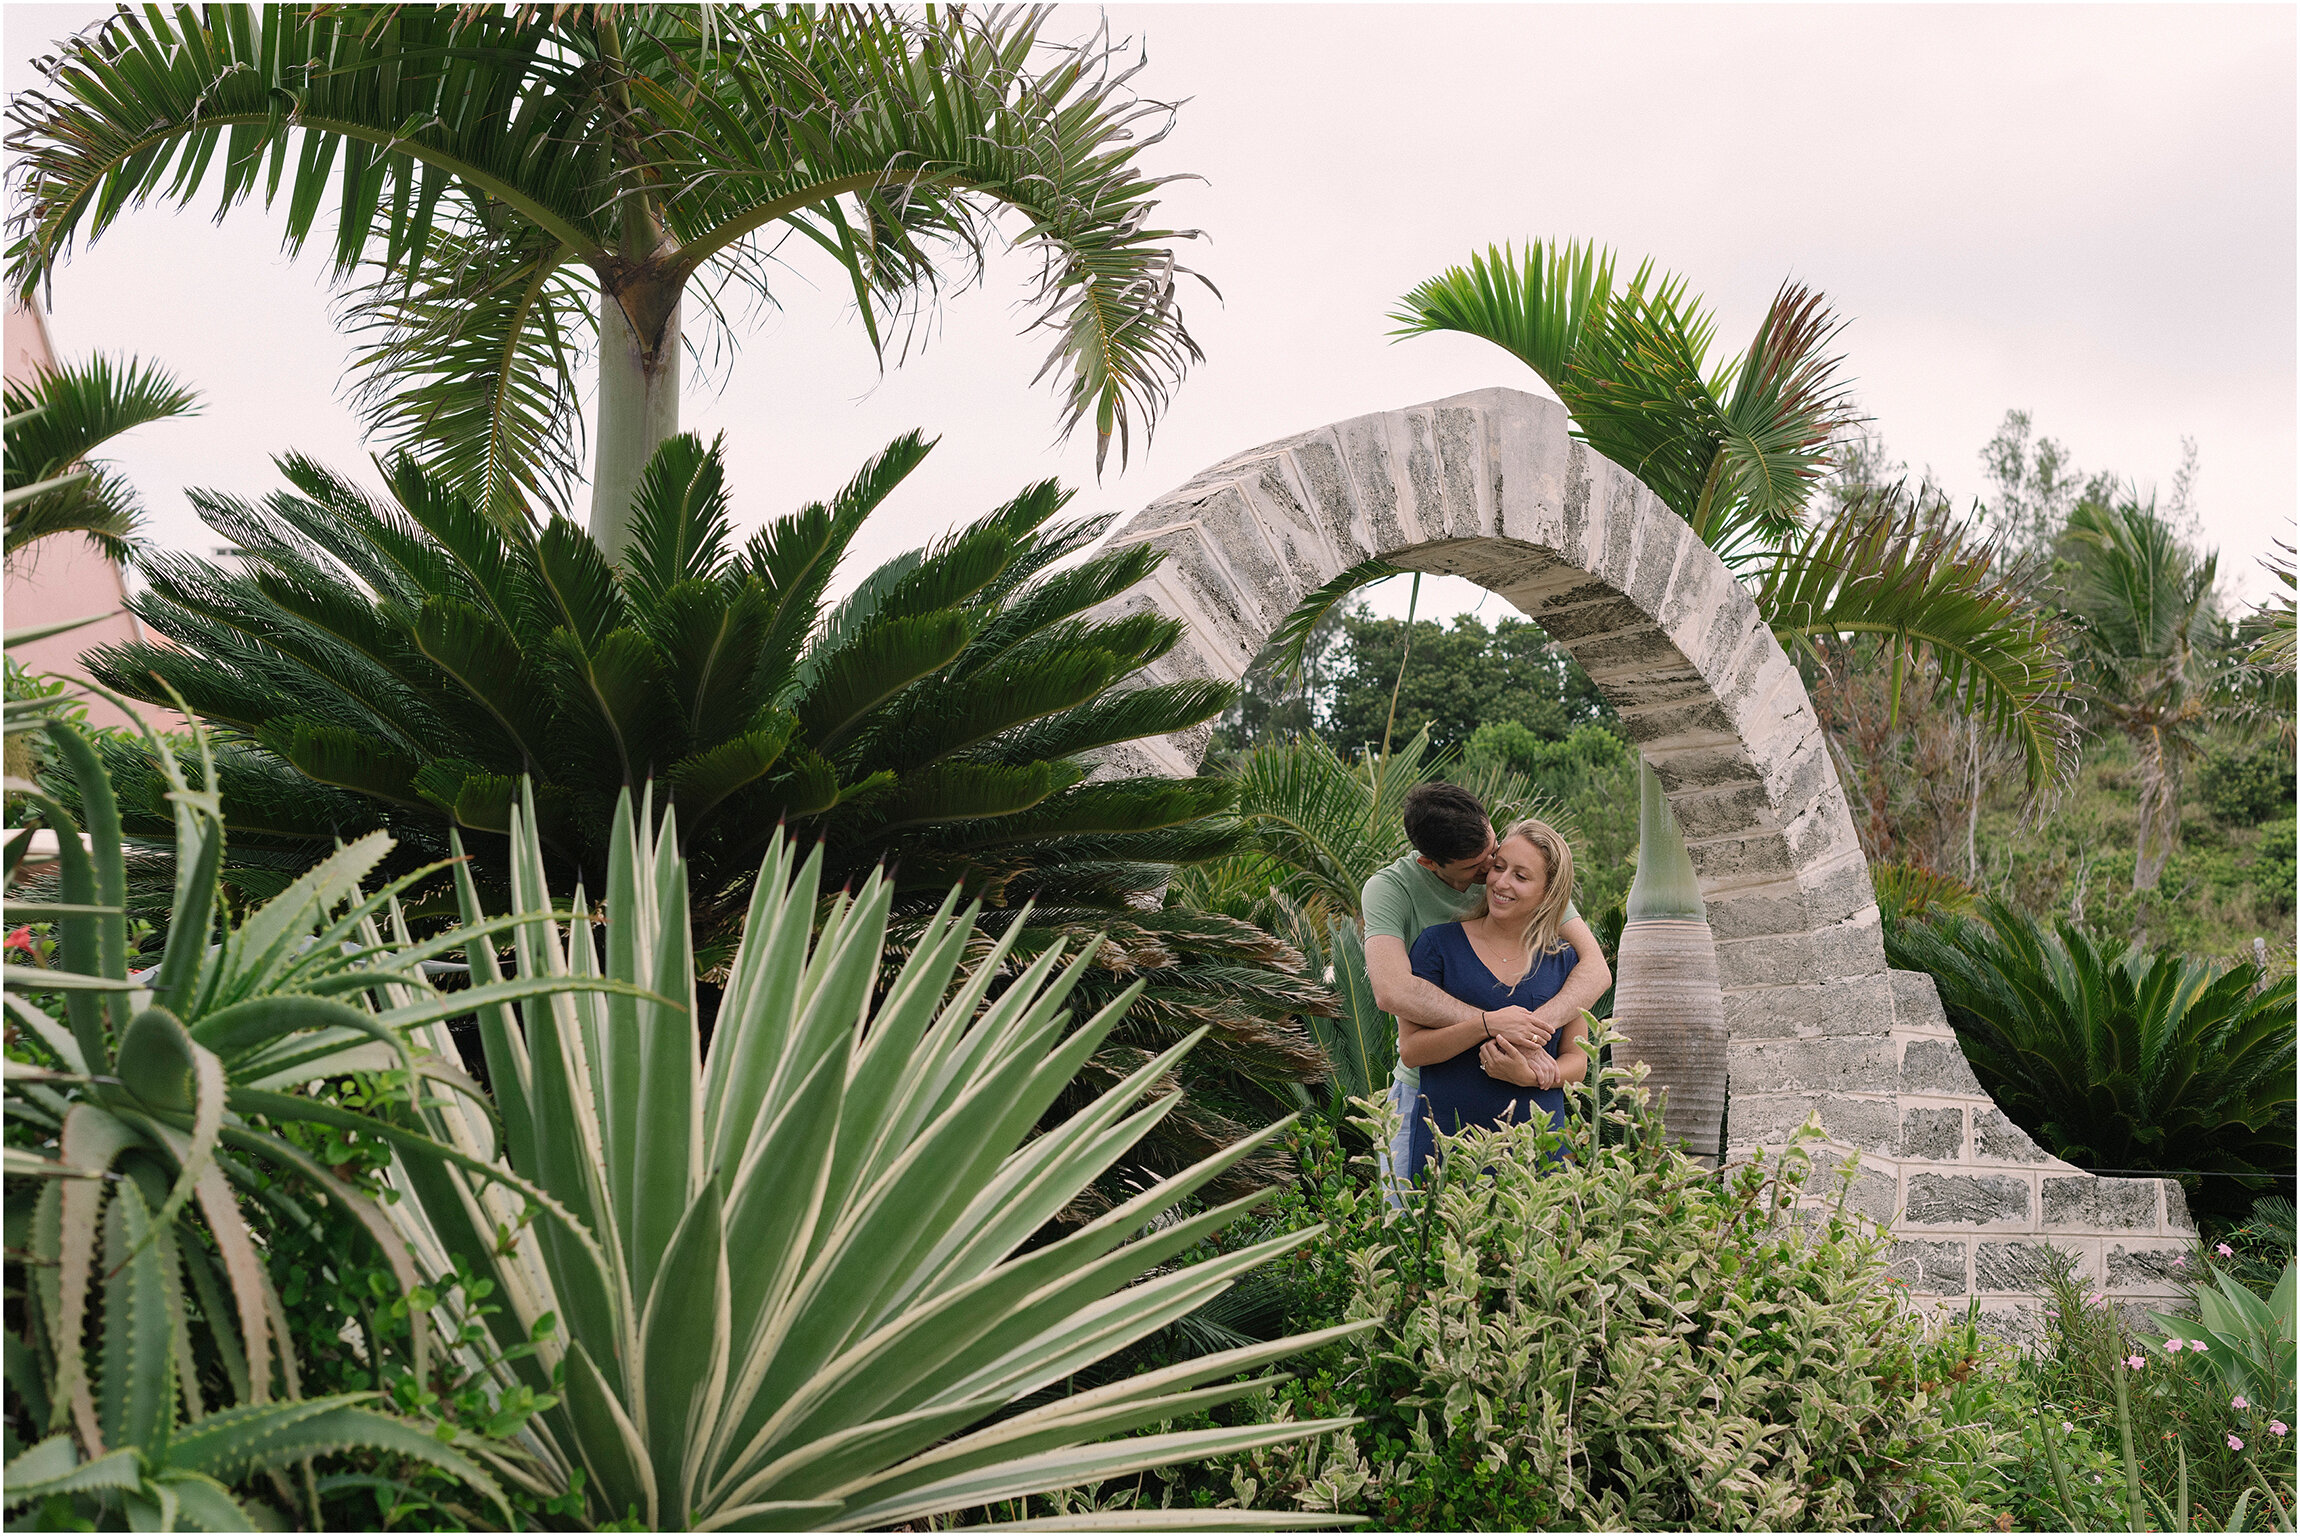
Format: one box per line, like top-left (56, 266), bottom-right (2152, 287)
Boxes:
top-left (3, 353), bottom-right (196, 564)
top-left (2, 679), bottom-right (600, 1524)
top-left (88, 431), bottom-right (1233, 937)
top-left (6, 5), bottom-right (1206, 543)
top-left (1886, 901), bottom-right (2296, 1193)
top-left (362, 785), bottom-right (1369, 1529)
top-left (1371, 241), bottom-right (2075, 1153)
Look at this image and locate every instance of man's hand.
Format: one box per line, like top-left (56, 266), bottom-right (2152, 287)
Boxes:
top-left (1478, 1033), bottom-right (1544, 1087)
top-left (1483, 1005), bottom-right (1552, 1049)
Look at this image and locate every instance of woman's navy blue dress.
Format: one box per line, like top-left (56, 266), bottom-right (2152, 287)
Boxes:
top-left (1404, 921), bottom-right (1574, 1182)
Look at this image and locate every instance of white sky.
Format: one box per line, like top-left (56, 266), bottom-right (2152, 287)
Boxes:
top-left (5, 2), bottom-right (2293, 626)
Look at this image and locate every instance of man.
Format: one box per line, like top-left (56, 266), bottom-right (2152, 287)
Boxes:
top-left (1362, 781), bottom-right (1612, 1186)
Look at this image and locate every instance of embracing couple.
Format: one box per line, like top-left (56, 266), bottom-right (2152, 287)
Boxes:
top-left (1361, 781), bottom-right (1613, 1183)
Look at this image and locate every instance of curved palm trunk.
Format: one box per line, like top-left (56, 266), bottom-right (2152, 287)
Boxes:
top-left (589, 288), bottom-right (683, 559)
top-left (1611, 759), bottom-right (1728, 1161)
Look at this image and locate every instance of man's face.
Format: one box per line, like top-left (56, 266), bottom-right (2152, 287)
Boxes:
top-left (1420, 823), bottom-right (1497, 893)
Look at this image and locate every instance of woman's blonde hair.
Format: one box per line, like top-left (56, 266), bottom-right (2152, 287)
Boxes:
top-left (1468, 817), bottom-right (1576, 981)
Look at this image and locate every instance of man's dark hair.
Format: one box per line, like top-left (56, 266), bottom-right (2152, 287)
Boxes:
top-left (1402, 781), bottom-right (1490, 864)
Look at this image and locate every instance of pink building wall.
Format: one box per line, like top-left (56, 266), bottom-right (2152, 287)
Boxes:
top-left (3, 301), bottom-right (183, 732)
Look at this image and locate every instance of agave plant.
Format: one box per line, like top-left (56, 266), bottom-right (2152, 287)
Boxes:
top-left (3, 352), bottom-right (197, 565)
top-left (1, 680), bottom-right (618, 1523)
top-left (1886, 902), bottom-right (2296, 1186)
top-left (344, 784), bottom-right (1369, 1529)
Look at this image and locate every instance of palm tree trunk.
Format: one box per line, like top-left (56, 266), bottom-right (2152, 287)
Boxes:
top-left (1611, 759), bottom-right (1728, 1161)
top-left (589, 287), bottom-right (683, 559)
top-left (2131, 726), bottom-right (2179, 894)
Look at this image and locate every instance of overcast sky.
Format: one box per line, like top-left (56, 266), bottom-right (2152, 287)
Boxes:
top-left (6, 2), bottom-right (2293, 625)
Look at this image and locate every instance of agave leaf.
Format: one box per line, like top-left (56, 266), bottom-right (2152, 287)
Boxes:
top-left (98, 1179), bottom-right (176, 1457)
top-left (0, 1441), bottom-right (144, 1508)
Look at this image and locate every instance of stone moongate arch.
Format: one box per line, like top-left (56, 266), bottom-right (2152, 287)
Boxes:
top-left (1085, 386), bottom-right (2196, 1328)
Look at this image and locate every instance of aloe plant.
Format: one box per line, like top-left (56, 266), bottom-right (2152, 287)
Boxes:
top-left (360, 783), bottom-right (1371, 1528)
top-left (1, 673), bottom-right (625, 1522)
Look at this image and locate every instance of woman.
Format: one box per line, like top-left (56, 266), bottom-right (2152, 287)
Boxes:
top-left (1401, 817), bottom-right (1605, 1182)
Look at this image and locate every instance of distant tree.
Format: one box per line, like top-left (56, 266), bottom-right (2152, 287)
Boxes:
top-left (1461, 721), bottom-right (1639, 920)
top-left (1978, 408), bottom-right (2115, 559)
top-left (1321, 610), bottom-right (1613, 760)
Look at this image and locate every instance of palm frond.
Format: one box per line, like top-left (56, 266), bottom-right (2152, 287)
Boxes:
top-left (1261, 556), bottom-right (1405, 682)
top-left (1754, 484), bottom-right (2077, 794)
top-left (2, 353), bottom-right (197, 562)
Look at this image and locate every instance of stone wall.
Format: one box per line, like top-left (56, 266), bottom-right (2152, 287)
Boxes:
top-left (1084, 385), bottom-right (2196, 1327)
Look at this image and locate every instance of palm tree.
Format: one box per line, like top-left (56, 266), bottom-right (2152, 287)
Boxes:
top-left (1360, 241), bottom-right (2076, 1156)
top-left (3, 354), bottom-right (196, 564)
top-left (7, 6), bottom-right (1206, 551)
top-left (2061, 495), bottom-right (2233, 895)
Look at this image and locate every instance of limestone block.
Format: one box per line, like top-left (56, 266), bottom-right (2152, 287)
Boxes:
top-left (1626, 507), bottom-right (1689, 620)
top-left (2043, 1176), bottom-right (2158, 1232)
top-left (2165, 1183), bottom-right (2198, 1235)
top-left (1537, 592), bottom-right (1652, 643)
top-left (1973, 1106), bottom-right (2050, 1165)
top-left (1244, 457), bottom-right (1354, 584)
top-left (1645, 741), bottom-right (1766, 794)
top-left (1706, 888), bottom-right (1814, 943)
top-left (1715, 913), bottom-right (1884, 990)
top-left (1797, 849), bottom-right (1880, 931)
top-left (1721, 973), bottom-right (1895, 1040)
top-left (1665, 778), bottom-right (1780, 843)
top-left (1689, 835), bottom-right (1800, 903)
top-left (2107, 1243), bottom-right (2190, 1289)
top-left (1904, 1173), bottom-right (2031, 1226)
top-left (1731, 1091), bottom-right (1896, 1152)
top-left (1616, 693), bottom-right (1739, 751)
top-left (1285, 435), bottom-right (1375, 556)
top-left (1337, 415), bottom-right (1412, 553)
top-left (1901, 1038), bottom-right (1986, 1096)
top-left (1975, 1240), bottom-right (2076, 1292)
top-left (1890, 1239), bottom-right (1970, 1294)
top-left (1726, 1037), bottom-right (1895, 1096)
top-left (1890, 970), bottom-right (1953, 1033)
top-left (1432, 404), bottom-right (1491, 540)
top-left (1901, 1106), bottom-right (1967, 1161)
top-left (1805, 1152), bottom-right (1900, 1223)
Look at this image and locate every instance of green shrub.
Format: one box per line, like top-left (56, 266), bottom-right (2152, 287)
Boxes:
top-left (1162, 1046), bottom-right (2067, 1531)
top-left (2202, 741), bottom-right (2298, 826)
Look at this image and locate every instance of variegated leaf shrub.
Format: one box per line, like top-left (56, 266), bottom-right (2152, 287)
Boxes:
top-left (1160, 1035), bottom-right (2115, 1531)
top-left (371, 785), bottom-right (1375, 1530)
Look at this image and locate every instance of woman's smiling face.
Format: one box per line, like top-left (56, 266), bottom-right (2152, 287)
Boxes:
top-left (1483, 833), bottom-right (1549, 921)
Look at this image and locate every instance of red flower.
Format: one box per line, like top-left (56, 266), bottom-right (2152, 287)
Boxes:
top-left (3, 927), bottom-right (34, 958)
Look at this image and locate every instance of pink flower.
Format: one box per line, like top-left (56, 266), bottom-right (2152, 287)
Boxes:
top-left (2234, 1396), bottom-right (2250, 1410)
top-left (2229, 1434), bottom-right (2245, 1451)
top-left (2272, 1422), bottom-right (2288, 1438)
top-left (2063, 1421), bottom-right (2076, 1433)
top-left (2127, 1354), bottom-right (2147, 1370)
top-left (2217, 1243), bottom-right (2235, 1258)
top-left (2088, 1291), bottom-right (2107, 1307)
top-left (2173, 1254), bottom-right (2187, 1268)
top-left (2164, 1338), bottom-right (2185, 1352)
top-left (2190, 1340), bottom-right (2208, 1353)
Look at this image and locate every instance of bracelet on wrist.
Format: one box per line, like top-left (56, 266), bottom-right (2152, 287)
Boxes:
top-left (1479, 1011), bottom-right (1492, 1039)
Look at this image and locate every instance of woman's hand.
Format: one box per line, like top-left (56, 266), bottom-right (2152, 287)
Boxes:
top-left (1478, 1033), bottom-right (1546, 1088)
